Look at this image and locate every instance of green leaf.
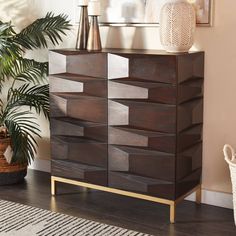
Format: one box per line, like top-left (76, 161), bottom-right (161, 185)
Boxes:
top-left (7, 58), bottom-right (48, 84)
top-left (15, 12), bottom-right (71, 49)
top-left (0, 21), bottom-right (22, 58)
top-left (0, 22), bottom-right (22, 91)
top-left (8, 84), bottom-right (49, 119)
top-left (5, 111), bottom-right (41, 165)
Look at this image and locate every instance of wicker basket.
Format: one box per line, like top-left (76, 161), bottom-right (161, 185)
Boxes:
top-left (223, 144), bottom-right (236, 225)
top-left (0, 138), bottom-right (27, 185)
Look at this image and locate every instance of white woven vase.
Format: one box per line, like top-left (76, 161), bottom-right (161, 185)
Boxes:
top-left (160, 0), bottom-right (196, 53)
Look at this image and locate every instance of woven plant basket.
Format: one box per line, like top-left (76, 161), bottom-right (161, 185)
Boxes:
top-left (0, 138), bottom-right (27, 185)
top-left (223, 144), bottom-right (236, 225)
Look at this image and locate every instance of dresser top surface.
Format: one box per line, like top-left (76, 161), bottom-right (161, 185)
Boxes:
top-left (51, 48), bottom-right (204, 56)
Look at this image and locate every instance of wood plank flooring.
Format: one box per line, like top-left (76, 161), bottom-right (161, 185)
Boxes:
top-left (0, 170), bottom-right (235, 236)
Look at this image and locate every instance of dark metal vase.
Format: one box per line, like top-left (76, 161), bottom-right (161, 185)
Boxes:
top-left (76, 6), bottom-right (89, 50)
top-left (87, 16), bottom-right (102, 51)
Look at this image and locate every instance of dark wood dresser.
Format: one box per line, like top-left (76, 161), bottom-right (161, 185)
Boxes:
top-left (49, 49), bottom-right (204, 223)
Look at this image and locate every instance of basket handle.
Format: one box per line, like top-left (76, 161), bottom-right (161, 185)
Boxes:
top-left (223, 144), bottom-right (236, 166)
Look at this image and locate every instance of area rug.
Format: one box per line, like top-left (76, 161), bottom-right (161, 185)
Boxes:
top-left (0, 200), bottom-right (151, 236)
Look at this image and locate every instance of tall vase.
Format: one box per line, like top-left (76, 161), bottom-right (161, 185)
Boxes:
top-left (160, 0), bottom-right (196, 53)
top-left (76, 5), bottom-right (89, 50)
top-left (87, 16), bottom-right (102, 51)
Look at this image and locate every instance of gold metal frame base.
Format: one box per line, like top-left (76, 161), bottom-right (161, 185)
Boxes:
top-left (51, 176), bottom-right (201, 224)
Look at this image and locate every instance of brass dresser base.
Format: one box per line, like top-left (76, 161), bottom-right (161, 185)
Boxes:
top-left (51, 176), bottom-right (201, 224)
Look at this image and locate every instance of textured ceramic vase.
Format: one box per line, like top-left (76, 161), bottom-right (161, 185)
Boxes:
top-left (160, 0), bottom-right (196, 53)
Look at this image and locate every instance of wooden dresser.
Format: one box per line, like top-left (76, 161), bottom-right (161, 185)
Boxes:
top-left (49, 49), bottom-right (204, 223)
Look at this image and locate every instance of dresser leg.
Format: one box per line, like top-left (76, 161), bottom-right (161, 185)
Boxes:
top-left (51, 177), bottom-right (56, 196)
top-left (170, 202), bottom-right (176, 224)
top-left (196, 185), bottom-right (202, 204)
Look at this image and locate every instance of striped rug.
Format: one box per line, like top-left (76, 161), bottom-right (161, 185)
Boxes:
top-left (0, 200), bottom-right (151, 236)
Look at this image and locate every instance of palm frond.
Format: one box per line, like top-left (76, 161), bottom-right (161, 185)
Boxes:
top-left (4, 111), bottom-right (41, 164)
top-left (0, 21), bottom-right (22, 58)
top-left (0, 22), bottom-right (22, 91)
top-left (7, 58), bottom-right (48, 84)
top-left (7, 84), bottom-right (49, 119)
top-left (15, 12), bottom-right (71, 49)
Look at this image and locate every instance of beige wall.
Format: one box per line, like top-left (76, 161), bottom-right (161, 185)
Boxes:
top-left (1, 0), bottom-right (235, 194)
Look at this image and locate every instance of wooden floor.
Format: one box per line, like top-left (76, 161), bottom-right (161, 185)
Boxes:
top-left (0, 170), bottom-right (235, 236)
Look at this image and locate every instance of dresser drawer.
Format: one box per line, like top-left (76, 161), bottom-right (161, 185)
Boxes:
top-left (51, 136), bottom-right (107, 168)
top-left (108, 171), bottom-right (175, 200)
top-left (108, 145), bottom-right (175, 181)
top-left (109, 100), bottom-right (176, 133)
top-left (52, 160), bottom-right (107, 186)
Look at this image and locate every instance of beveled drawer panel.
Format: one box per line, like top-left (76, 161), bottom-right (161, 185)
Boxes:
top-left (108, 171), bottom-right (175, 200)
top-left (50, 73), bottom-right (107, 97)
top-left (108, 79), bottom-right (177, 104)
top-left (52, 160), bottom-right (107, 186)
top-left (67, 53), bottom-right (107, 78)
top-left (109, 146), bottom-right (175, 181)
top-left (109, 127), bottom-right (176, 153)
top-left (50, 94), bottom-right (107, 123)
top-left (128, 55), bottom-right (176, 84)
top-left (178, 98), bottom-right (203, 132)
top-left (176, 168), bottom-right (201, 198)
top-left (51, 117), bottom-right (107, 142)
top-left (51, 136), bottom-right (107, 168)
top-left (176, 142), bottom-right (202, 180)
top-left (109, 100), bottom-right (176, 133)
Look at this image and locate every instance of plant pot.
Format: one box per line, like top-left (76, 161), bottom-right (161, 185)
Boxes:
top-left (0, 138), bottom-right (27, 185)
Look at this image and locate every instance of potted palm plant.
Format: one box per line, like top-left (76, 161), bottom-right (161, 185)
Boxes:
top-left (0, 13), bottom-right (70, 185)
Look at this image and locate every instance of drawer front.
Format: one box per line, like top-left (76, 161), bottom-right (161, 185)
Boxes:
top-left (50, 74), bottom-right (107, 97)
top-left (108, 171), bottom-right (175, 200)
top-left (108, 100), bottom-right (176, 133)
top-left (50, 94), bottom-right (107, 123)
top-left (51, 137), bottom-right (107, 168)
top-left (109, 127), bottom-right (176, 153)
top-left (128, 55), bottom-right (177, 84)
top-left (108, 80), bottom-right (177, 104)
top-left (109, 146), bottom-right (175, 181)
top-left (52, 160), bottom-right (107, 186)
top-left (51, 118), bottom-right (107, 142)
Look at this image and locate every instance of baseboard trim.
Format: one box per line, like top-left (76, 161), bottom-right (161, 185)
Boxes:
top-left (28, 160), bottom-right (233, 209)
top-left (186, 189), bottom-right (233, 209)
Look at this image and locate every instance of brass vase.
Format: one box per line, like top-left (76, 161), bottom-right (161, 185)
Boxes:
top-left (87, 16), bottom-right (102, 51)
top-left (76, 5), bottom-right (89, 50)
